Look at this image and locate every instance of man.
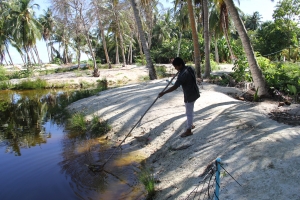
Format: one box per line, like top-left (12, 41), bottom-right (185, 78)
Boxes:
top-left (158, 57), bottom-right (200, 137)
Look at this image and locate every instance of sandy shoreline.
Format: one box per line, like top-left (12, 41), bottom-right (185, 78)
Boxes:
top-left (4, 63), bottom-right (300, 199)
top-left (65, 66), bottom-right (300, 199)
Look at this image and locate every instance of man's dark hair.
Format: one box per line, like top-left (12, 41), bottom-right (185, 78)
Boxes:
top-left (172, 57), bottom-right (185, 67)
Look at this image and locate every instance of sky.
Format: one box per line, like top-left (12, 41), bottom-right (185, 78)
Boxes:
top-left (6, 0), bottom-right (280, 65)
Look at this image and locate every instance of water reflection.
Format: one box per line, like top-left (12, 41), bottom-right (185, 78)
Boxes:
top-left (0, 89), bottom-right (96, 156)
top-left (0, 88), bottom-right (147, 199)
top-left (59, 127), bottom-right (146, 199)
top-left (0, 90), bottom-right (51, 156)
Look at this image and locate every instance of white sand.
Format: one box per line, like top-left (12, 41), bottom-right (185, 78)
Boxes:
top-left (64, 64), bottom-right (300, 200)
top-left (7, 63), bottom-right (299, 199)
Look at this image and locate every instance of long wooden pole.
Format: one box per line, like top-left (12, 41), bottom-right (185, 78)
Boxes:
top-left (100, 72), bottom-right (179, 170)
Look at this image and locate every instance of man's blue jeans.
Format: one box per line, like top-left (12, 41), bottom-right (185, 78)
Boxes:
top-left (185, 101), bottom-right (195, 129)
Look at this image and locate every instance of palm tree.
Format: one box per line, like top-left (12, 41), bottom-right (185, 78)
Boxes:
top-left (77, 3), bottom-right (99, 77)
top-left (223, 0), bottom-right (268, 96)
top-left (129, 0), bottom-right (157, 80)
top-left (174, 3), bottom-right (190, 57)
top-left (215, 0), bottom-right (235, 62)
top-left (39, 8), bottom-right (55, 63)
top-left (202, 0), bottom-right (211, 78)
top-left (209, 5), bottom-right (223, 64)
top-left (8, 0), bottom-right (42, 65)
top-left (51, 0), bottom-right (71, 64)
top-left (0, 21), bottom-right (15, 66)
top-left (92, 0), bottom-right (111, 68)
top-left (110, 0), bottom-right (126, 67)
top-left (152, 11), bottom-right (172, 47)
top-left (244, 11), bottom-right (262, 31)
top-left (187, 0), bottom-right (201, 77)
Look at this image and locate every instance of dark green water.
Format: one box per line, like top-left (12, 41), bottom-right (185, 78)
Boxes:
top-left (0, 89), bottom-right (145, 200)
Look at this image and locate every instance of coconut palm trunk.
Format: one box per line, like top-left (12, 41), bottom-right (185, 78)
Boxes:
top-left (137, 33), bottom-right (144, 58)
top-left (93, 0), bottom-right (111, 68)
top-left (223, 0), bottom-right (268, 96)
top-left (214, 36), bottom-right (219, 64)
top-left (2, 53), bottom-right (8, 65)
top-left (128, 32), bottom-right (133, 64)
top-left (46, 42), bottom-right (51, 63)
top-left (30, 48), bottom-right (37, 64)
top-left (187, 0), bottom-right (201, 78)
top-left (34, 45), bottom-right (41, 64)
top-left (115, 13), bottom-right (126, 67)
top-left (203, 0), bottom-right (211, 78)
top-left (177, 32), bottom-right (182, 57)
top-left (79, 7), bottom-right (98, 77)
top-left (115, 35), bottom-right (119, 64)
top-left (222, 15), bottom-right (235, 62)
top-left (5, 44), bottom-right (14, 66)
top-left (99, 21), bottom-right (111, 68)
top-left (130, 0), bottom-right (156, 79)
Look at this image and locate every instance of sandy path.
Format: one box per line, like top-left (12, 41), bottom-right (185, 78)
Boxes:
top-left (67, 69), bottom-right (300, 200)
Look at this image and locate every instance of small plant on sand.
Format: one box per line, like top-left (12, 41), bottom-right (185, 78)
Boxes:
top-left (253, 87), bottom-right (260, 102)
top-left (287, 84), bottom-right (298, 102)
top-left (139, 75), bottom-right (150, 81)
top-left (68, 112), bottom-right (87, 132)
top-left (96, 79), bottom-right (108, 90)
top-left (89, 115), bottom-right (111, 135)
top-left (138, 167), bottom-right (156, 199)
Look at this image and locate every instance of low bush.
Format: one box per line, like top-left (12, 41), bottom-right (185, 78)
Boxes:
top-left (155, 65), bottom-right (167, 78)
top-left (89, 115), bottom-right (111, 135)
top-left (0, 81), bottom-right (11, 90)
top-left (0, 66), bottom-right (7, 81)
top-left (230, 54), bottom-right (300, 99)
top-left (14, 78), bottom-right (47, 90)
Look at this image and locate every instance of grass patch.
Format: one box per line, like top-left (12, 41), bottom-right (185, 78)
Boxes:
top-left (67, 113), bottom-right (111, 136)
top-left (68, 112), bottom-right (87, 132)
top-left (138, 166), bottom-right (156, 199)
top-left (14, 78), bottom-right (47, 90)
top-left (0, 81), bottom-right (12, 90)
top-left (0, 65), bottom-right (7, 81)
top-left (139, 75), bottom-right (150, 81)
top-left (55, 68), bottom-right (69, 73)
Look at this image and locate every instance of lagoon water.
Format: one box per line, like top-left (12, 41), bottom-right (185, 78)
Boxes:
top-left (0, 90), bottom-right (145, 200)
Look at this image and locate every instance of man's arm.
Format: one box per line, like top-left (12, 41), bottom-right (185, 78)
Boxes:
top-left (158, 84), bottom-right (179, 98)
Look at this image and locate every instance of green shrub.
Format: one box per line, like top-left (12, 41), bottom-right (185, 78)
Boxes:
top-left (68, 112), bottom-right (87, 132)
top-left (231, 54), bottom-right (252, 82)
top-left (55, 68), bottom-right (68, 73)
top-left (7, 69), bottom-right (33, 79)
top-left (0, 81), bottom-right (11, 90)
top-left (263, 62), bottom-right (300, 94)
top-left (139, 75), bottom-right (150, 81)
top-left (89, 115), bottom-right (111, 135)
top-left (14, 78), bottom-right (47, 90)
top-left (96, 79), bottom-right (108, 90)
top-left (98, 63), bottom-right (110, 69)
top-left (203, 59), bottom-right (220, 72)
top-left (155, 65), bottom-right (167, 78)
top-left (210, 60), bottom-right (220, 71)
top-left (135, 55), bottom-right (146, 66)
top-left (0, 65), bottom-right (7, 81)
top-left (51, 57), bottom-right (62, 65)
